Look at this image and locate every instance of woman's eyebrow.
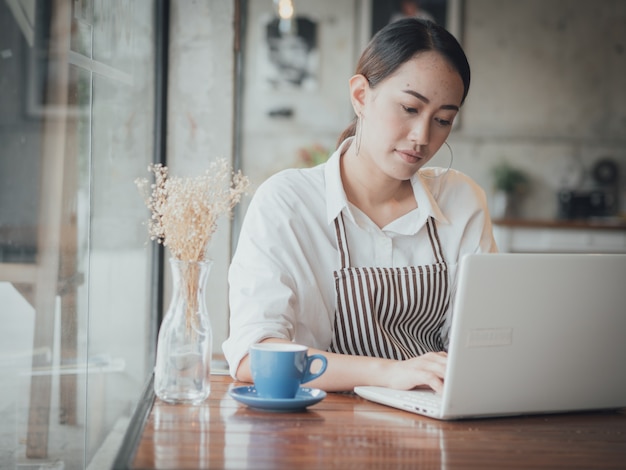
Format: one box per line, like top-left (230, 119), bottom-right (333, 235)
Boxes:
top-left (402, 89), bottom-right (460, 111)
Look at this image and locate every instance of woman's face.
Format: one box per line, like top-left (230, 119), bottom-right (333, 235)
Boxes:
top-left (359, 51), bottom-right (465, 181)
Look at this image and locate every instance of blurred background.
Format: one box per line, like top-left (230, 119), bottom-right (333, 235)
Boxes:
top-left (0, 0), bottom-right (624, 468)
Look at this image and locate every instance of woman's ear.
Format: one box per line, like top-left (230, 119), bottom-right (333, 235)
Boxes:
top-left (349, 74), bottom-right (369, 116)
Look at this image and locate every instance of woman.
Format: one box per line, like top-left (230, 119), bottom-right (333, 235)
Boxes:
top-left (223, 18), bottom-right (498, 393)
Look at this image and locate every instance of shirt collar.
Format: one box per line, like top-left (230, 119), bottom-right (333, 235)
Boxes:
top-left (324, 138), bottom-right (450, 227)
top-left (410, 171), bottom-right (450, 226)
top-left (325, 138), bottom-right (351, 225)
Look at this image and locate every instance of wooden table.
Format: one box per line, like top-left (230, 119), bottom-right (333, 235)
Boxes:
top-left (117, 375), bottom-right (626, 469)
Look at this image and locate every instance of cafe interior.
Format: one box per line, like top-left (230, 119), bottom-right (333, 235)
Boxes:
top-left (0, 0), bottom-right (625, 468)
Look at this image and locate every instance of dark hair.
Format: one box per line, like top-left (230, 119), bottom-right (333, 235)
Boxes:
top-left (337, 18), bottom-right (470, 146)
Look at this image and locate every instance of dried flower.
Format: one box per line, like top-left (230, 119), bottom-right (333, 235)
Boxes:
top-left (135, 159), bottom-right (250, 262)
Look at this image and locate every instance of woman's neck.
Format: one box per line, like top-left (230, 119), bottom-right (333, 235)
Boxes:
top-left (340, 145), bottom-right (417, 228)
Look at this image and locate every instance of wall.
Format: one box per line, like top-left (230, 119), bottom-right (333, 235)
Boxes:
top-left (167, 1), bottom-right (236, 352)
top-left (453, 0), bottom-right (626, 219)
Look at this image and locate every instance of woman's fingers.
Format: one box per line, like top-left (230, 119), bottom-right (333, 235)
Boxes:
top-left (386, 351), bottom-right (448, 392)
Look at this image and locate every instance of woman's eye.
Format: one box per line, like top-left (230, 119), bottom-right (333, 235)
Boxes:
top-left (402, 105), bottom-right (418, 114)
top-left (435, 117), bottom-right (452, 127)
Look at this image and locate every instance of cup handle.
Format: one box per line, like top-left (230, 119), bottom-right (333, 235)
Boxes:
top-left (301, 354), bottom-right (328, 384)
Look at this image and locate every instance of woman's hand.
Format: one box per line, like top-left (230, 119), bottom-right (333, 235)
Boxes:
top-left (382, 352), bottom-right (448, 394)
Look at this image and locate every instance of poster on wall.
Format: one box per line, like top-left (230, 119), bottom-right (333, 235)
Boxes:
top-left (371, 0), bottom-right (461, 41)
top-left (258, 15), bottom-right (320, 92)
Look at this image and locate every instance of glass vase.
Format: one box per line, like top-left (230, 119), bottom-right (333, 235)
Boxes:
top-left (154, 258), bottom-right (213, 404)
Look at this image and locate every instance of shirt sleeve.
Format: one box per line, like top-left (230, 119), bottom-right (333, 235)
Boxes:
top-left (222, 171), bottom-right (311, 378)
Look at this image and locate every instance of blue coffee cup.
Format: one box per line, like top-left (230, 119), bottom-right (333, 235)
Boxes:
top-left (249, 343), bottom-right (328, 399)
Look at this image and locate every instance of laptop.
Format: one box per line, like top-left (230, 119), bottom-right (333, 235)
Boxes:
top-left (354, 253), bottom-right (626, 420)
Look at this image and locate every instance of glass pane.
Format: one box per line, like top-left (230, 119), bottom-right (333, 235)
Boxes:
top-left (0, 0), bottom-right (156, 468)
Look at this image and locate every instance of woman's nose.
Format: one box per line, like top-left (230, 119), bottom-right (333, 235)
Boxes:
top-left (409, 117), bottom-right (430, 146)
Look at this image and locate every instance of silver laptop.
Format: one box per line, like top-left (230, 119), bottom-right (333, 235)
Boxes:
top-left (354, 253), bottom-right (626, 420)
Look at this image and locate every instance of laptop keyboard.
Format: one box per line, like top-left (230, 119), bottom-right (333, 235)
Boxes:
top-left (398, 390), bottom-right (442, 410)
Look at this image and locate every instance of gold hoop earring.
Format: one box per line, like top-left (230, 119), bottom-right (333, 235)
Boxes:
top-left (420, 141), bottom-right (454, 178)
top-left (355, 115), bottom-right (362, 156)
top-left (442, 141), bottom-right (454, 173)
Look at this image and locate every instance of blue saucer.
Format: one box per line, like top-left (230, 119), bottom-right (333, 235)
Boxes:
top-left (229, 385), bottom-right (326, 412)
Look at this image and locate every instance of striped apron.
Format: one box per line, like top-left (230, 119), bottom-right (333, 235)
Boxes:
top-left (329, 214), bottom-right (450, 360)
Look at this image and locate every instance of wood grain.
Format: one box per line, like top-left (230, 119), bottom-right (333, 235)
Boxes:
top-left (130, 375), bottom-right (626, 469)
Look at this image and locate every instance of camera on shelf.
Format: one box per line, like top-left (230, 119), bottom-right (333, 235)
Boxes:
top-left (557, 158), bottom-right (619, 220)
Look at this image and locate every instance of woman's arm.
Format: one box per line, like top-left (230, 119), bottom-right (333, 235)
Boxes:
top-left (235, 337), bottom-right (448, 394)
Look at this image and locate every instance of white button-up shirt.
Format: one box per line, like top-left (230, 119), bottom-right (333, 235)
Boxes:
top-left (223, 140), bottom-right (498, 377)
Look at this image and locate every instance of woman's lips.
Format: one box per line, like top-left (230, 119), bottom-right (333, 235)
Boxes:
top-left (396, 149), bottom-right (425, 164)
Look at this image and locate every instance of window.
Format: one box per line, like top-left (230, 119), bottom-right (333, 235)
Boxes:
top-left (0, 0), bottom-right (159, 467)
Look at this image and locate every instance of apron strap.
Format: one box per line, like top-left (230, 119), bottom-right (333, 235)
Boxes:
top-left (334, 215), bottom-right (351, 269)
top-left (426, 217), bottom-right (445, 264)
